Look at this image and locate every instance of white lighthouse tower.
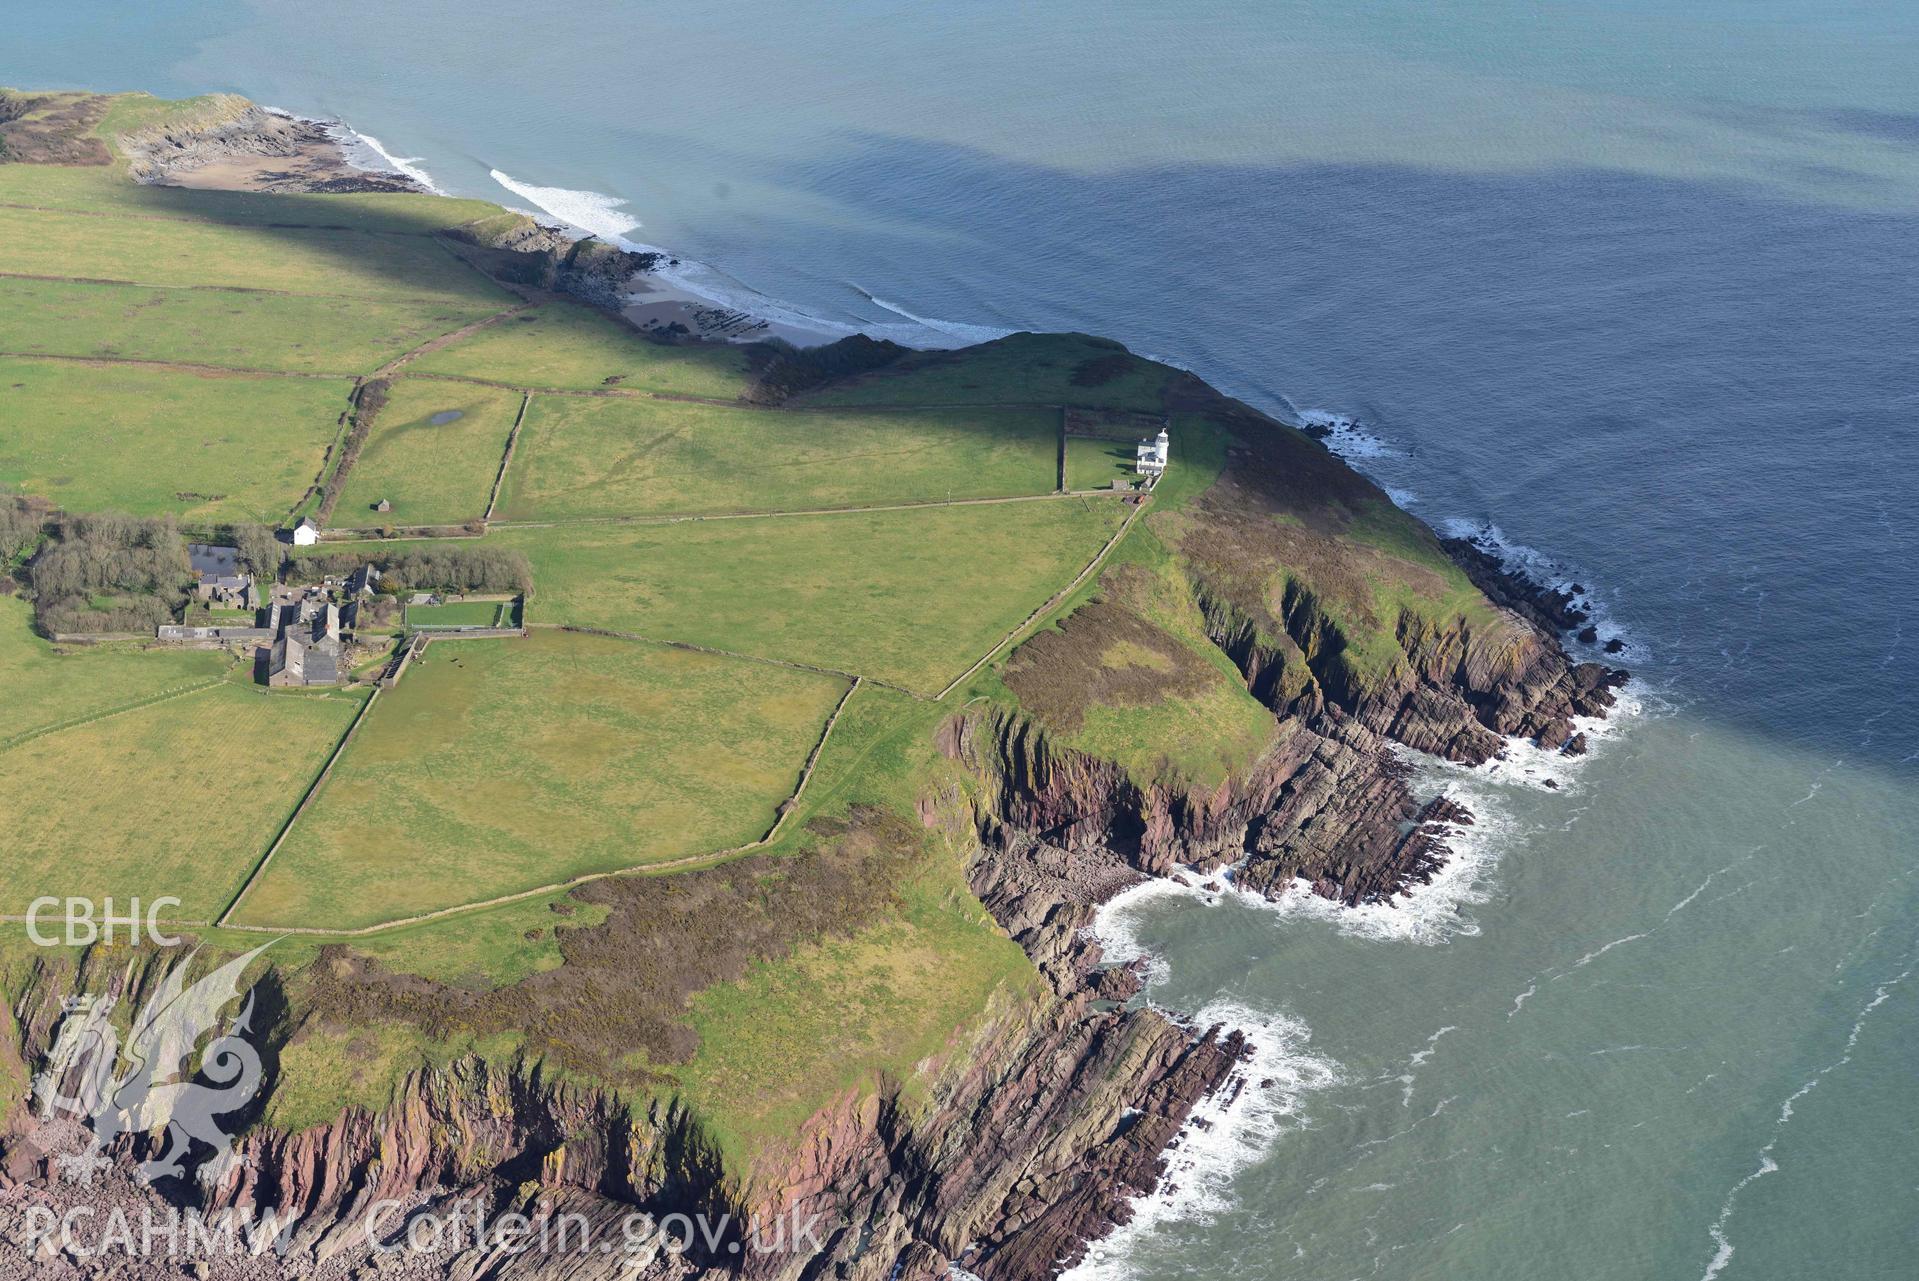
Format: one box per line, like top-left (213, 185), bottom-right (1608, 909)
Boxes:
top-left (1135, 425), bottom-right (1170, 477)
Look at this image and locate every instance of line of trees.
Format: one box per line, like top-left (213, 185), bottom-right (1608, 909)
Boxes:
top-left (27, 510), bottom-right (192, 635)
top-left (302, 545), bottom-right (532, 596)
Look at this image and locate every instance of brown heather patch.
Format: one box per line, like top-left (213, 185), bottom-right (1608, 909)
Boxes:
top-left (1002, 570), bottom-right (1212, 735)
top-left (298, 806), bottom-right (920, 1084)
top-left (0, 91), bottom-right (110, 166)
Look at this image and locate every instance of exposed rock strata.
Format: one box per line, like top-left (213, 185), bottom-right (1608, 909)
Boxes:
top-left (0, 944), bottom-right (1247, 1281)
top-left (118, 99), bottom-right (422, 194)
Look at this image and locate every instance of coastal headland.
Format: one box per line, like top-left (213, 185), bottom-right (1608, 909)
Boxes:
top-left (0, 88), bottom-right (1624, 1279)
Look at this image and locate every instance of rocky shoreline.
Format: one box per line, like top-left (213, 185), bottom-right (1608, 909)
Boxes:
top-left (118, 98), bottom-right (425, 195)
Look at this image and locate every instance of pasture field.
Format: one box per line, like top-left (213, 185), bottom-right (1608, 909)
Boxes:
top-left (0, 680), bottom-right (362, 919)
top-left (409, 300), bottom-right (753, 398)
top-left (488, 497), bottom-right (1130, 691)
top-left (497, 398), bottom-right (1062, 521)
top-left (233, 630), bottom-right (849, 929)
top-left (0, 596), bottom-right (230, 745)
top-left (0, 204), bottom-right (510, 305)
top-left (1064, 436), bottom-right (1139, 491)
top-left (799, 332), bottom-right (1173, 412)
top-left (406, 599), bottom-right (519, 628)
top-left (0, 277), bottom-right (497, 373)
top-left (0, 356), bottom-right (349, 520)
top-left (0, 162), bottom-right (506, 236)
top-left (330, 380), bottom-right (520, 527)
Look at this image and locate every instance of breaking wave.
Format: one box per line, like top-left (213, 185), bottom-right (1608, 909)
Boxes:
top-left (853, 285), bottom-right (1019, 347)
top-left (487, 170), bottom-right (643, 246)
top-left (1059, 994), bottom-right (1338, 1281)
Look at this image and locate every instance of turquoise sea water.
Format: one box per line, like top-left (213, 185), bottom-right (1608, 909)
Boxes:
top-left (8, 4), bottom-right (1917, 1277)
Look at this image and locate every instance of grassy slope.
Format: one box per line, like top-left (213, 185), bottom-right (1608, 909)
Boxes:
top-left (0, 162), bottom-right (505, 236)
top-left (498, 397), bottom-right (1062, 521)
top-left (0, 355), bottom-right (349, 521)
top-left (986, 414), bottom-right (1283, 790)
top-left (408, 299), bottom-right (753, 397)
top-left (0, 276), bottom-right (496, 373)
top-left (1064, 434), bottom-right (1141, 491)
top-left (798, 331), bottom-right (1172, 409)
top-left (0, 204), bottom-right (510, 304)
top-left (484, 498), bottom-right (1129, 693)
top-left (0, 680), bottom-right (363, 918)
top-left (331, 378), bottom-right (520, 527)
top-left (235, 630), bottom-right (848, 929)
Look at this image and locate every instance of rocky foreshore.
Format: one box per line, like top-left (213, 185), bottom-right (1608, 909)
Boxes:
top-left (117, 97), bottom-right (424, 195)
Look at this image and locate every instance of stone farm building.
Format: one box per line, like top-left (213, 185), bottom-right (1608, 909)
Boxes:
top-left (266, 595), bottom-right (343, 688)
top-left (187, 543), bottom-right (256, 609)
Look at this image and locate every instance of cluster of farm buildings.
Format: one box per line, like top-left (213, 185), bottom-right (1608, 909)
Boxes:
top-left (167, 543), bottom-right (382, 688)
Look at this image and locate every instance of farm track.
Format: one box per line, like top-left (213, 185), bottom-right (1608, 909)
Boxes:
top-left (370, 304), bottom-right (534, 380)
top-left (935, 496), bottom-right (1146, 699)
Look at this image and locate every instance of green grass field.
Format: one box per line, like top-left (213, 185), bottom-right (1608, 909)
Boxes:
top-left (801, 332), bottom-right (1173, 411)
top-left (0, 356), bottom-right (349, 520)
top-left (0, 680), bottom-right (362, 918)
top-left (0, 161), bottom-right (507, 237)
top-left (0, 276), bottom-right (497, 373)
top-left (234, 630), bottom-right (848, 929)
top-left (486, 496), bottom-right (1129, 691)
top-left (497, 397), bottom-right (1062, 521)
top-left (405, 599), bottom-right (518, 628)
top-left (1064, 436), bottom-right (1140, 491)
top-left (409, 300), bottom-right (753, 397)
top-left (331, 379), bottom-right (520, 527)
top-left (0, 596), bottom-right (230, 745)
top-left (0, 204), bottom-right (511, 305)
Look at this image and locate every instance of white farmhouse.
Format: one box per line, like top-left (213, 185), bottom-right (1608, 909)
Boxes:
top-left (1135, 426), bottom-right (1169, 477)
top-left (286, 517), bottom-right (320, 547)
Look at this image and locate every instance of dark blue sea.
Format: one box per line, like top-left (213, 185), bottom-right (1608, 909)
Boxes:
top-left (10, 3), bottom-right (1918, 1276)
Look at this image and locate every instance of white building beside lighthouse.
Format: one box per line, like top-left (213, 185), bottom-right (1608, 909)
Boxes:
top-left (1135, 426), bottom-right (1169, 477)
